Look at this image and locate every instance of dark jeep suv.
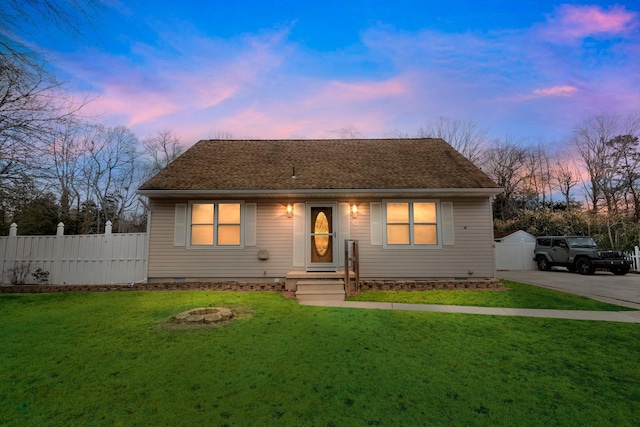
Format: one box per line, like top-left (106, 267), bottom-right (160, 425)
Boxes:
top-left (533, 236), bottom-right (631, 275)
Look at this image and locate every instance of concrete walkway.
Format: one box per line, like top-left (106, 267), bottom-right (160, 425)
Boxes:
top-left (299, 300), bottom-right (640, 323)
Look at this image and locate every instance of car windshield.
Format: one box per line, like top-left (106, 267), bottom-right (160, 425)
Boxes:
top-left (566, 237), bottom-right (598, 248)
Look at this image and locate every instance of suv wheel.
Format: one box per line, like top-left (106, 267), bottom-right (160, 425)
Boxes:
top-left (576, 258), bottom-right (595, 275)
top-left (536, 256), bottom-right (551, 271)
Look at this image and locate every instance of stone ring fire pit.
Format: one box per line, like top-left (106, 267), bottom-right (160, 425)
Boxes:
top-left (174, 307), bottom-right (234, 324)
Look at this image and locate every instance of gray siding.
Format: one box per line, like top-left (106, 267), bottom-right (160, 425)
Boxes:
top-left (352, 199), bottom-right (496, 278)
top-left (148, 199), bottom-right (293, 280)
top-left (147, 198), bottom-right (495, 280)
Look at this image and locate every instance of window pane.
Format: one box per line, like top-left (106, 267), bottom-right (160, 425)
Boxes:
top-left (192, 204), bottom-right (214, 224)
top-left (218, 225), bottom-right (240, 245)
top-left (387, 203), bottom-right (409, 223)
top-left (415, 224), bottom-right (437, 245)
top-left (191, 225), bottom-right (214, 245)
top-left (387, 224), bottom-right (410, 245)
top-left (219, 203), bottom-right (240, 224)
top-left (414, 202), bottom-right (436, 223)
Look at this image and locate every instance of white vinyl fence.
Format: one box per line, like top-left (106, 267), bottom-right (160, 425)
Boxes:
top-left (0, 222), bottom-right (147, 285)
top-left (625, 246), bottom-right (640, 272)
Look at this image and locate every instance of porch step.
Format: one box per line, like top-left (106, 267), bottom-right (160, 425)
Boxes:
top-left (295, 279), bottom-right (345, 302)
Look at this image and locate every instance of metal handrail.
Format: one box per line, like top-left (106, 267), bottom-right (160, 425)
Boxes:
top-left (344, 239), bottom-right (360, 296)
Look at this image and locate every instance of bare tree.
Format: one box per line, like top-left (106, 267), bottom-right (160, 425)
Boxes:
top-left (0, 0), bottom-right (101, 187)
top-left (573, 113), bottom-right (640, 246)
top-left (573, 114), bottom-right (640, 215)
top-left (0, 0), bottom-right (104, 57)
top-left (385, 129), bottom-right (412, 138)
top-left (0, 0), bottom-right (95, 204)
top-left (616, 114), bottom-right (640, 222)
top-left (479, 137), bottom-right (527, 220)
top-left (142, 129), bottom-right (183, 176)
top-left (552, 152), bottom-right (581, 210)
top-left (418, 117), bottom-right (488, 164)
top-left (210, 131), bottom-right (234, 140)
top-left (0, 56), bottom-right (84, 183)
top-left (333, 126), bottom-right (362, 139)
top-left (520, 144), bottom-right (554, 209)
top-left (47, 121), bottom-right (86, 218)
top-left (82, 125), bottom-right (141, 232)
top-left (573, 114), bottom-right (617, 212)
top-left (610, 133), bottom-right (640, 221)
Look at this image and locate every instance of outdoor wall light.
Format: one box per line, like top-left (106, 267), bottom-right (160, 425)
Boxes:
top-left (286, 203), bottom-right (293, 218)
top-left (350, 203), bottom-right (358, 219)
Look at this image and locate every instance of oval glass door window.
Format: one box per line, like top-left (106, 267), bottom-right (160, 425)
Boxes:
top-left (314, 212), bottom-right (329, 256)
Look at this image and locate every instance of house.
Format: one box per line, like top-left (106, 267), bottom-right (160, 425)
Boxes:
top-left (137, 138), bottom-right (502, 299)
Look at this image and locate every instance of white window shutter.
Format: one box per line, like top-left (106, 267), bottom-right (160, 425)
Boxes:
top-left (370, 202), bottom-right (382, 245)
top-left (338, 202), bottom-right (350, 267)
top-left (293, 203), bottom-right (305, 267)
top-left (174, 203), bottom-right (187, 246)
top-left (441, 202), bottom-right (455, 245)
top-left (244, 203), bottom-right (257, 246)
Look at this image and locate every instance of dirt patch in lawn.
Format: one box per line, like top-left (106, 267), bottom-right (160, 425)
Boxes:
top-left (160, 305), bottom-right (254, 331)
top-left (174, 307), bottom-right (235, 324)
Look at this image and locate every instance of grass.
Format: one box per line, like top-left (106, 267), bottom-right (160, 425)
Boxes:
top-left (346, 279), bottom-right (637, 311)
top-left (1, 289), bottom-right (639, 426)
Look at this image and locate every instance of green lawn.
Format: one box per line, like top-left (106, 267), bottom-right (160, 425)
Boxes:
top-left (1, 290), bottom-right (639, 426)
top-left (347, 279), bottom-right (637, 311)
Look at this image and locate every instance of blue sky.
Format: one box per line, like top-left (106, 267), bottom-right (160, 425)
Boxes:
top-left (26, 1), bottom-right (640, 147)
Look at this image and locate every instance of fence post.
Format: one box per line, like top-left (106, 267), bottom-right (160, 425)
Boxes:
top-left (51, 222), bottom-right (65, 284)
top-left (103, 221), bottom-right (114, 284)
top-left (2, 223), bottom-right (18, 284)
top-left (635, 246), bottom-right (640, 271)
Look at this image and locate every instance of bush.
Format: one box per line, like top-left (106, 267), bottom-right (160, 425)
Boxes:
top-left (5, 262), bottom-right (31, 285)
top-left (495, 210), bottom-right (640, 251)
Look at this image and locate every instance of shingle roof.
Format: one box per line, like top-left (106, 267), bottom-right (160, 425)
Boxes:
top-left (138, 138), bottom-right (500, 192)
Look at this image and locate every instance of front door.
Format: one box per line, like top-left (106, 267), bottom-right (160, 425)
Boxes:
top-left (307, 203), bottom-right (337, 271)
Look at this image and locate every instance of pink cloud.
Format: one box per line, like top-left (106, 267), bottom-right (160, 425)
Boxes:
top-left (58, 55), bottom-right (190, 125)
top-left (544, 5), bottom-right (638, 40)
top-left (80, 86), bottom-right (179, 125)
top-left (327, 79), bottom-right (406, 100)
top-left (61, 29), bottom-right (288, 131)
top-left (303, 78), bottom-right (407, 109)
top-left (215, 108), bottom-right (308, 139)
top-left (498, 85), bottom-right (579, 103)
top-left (135, 74), bottom-right (413, 141)
top-left (211, 102), bottom-right (394, 140)
top-left (532, 85), bottom-right (577, 97)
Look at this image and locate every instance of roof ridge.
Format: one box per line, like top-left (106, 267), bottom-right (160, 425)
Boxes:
top-left (197, 137), bottom-right (445, 142)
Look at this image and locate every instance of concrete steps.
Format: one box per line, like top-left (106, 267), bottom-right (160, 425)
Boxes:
top-left (295, 279), bottom-right (345, 302)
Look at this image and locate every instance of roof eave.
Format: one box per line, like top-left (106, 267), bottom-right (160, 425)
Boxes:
top-left (137, 187), bottom-right (503, 199)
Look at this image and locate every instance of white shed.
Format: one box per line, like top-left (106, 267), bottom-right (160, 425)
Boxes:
top-left (494, 230), bottom-right (536, 270)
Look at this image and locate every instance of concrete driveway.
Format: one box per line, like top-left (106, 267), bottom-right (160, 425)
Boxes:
top-left (497, 269), bottom-right (640, 309)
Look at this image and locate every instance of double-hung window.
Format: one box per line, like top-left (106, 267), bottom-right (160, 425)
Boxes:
top-left (189, 202), bottom-right (242, 247)
top-left (384, 201), bottom-right (439, 248)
